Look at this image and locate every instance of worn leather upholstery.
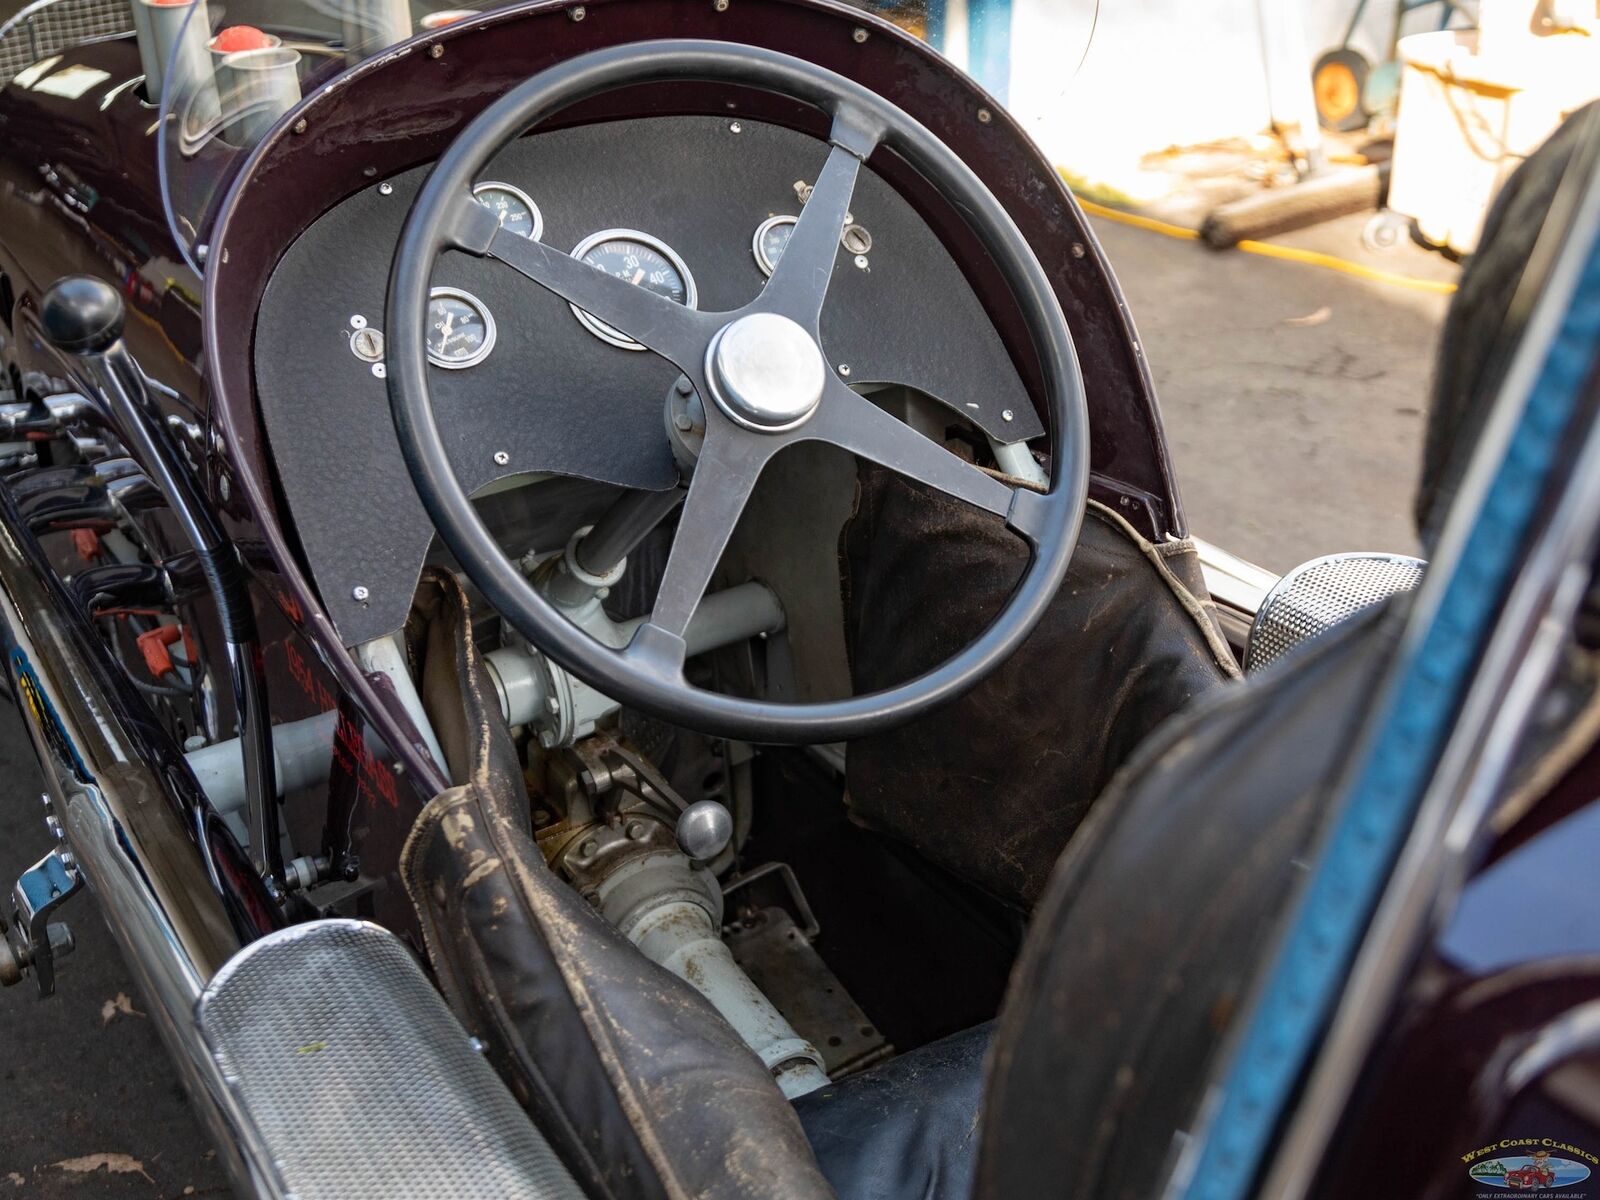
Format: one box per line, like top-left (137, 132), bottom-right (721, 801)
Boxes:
top-left (842, 466), bottom-right (1241, 908)
top-left (975, 604), bottom-right (1407, 1200)
top-left (794, 1023), bottom-right (992, 1200)
top-left (401, 571), bottom-right (833, 1200)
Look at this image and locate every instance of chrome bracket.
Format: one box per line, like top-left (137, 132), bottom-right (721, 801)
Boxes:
top-left (1, 847), bottom-right (82, 996)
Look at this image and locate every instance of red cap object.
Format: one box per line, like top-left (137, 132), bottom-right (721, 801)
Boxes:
top-left (70, 529), bottom-right (102, 563)
top-left (136, 624), bottom-right (194, 680)
top-left (211, 25), bottom-right (275, 53)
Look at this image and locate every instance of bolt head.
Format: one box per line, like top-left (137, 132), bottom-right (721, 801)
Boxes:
top-left (714, 0), bottom-right (729, 9)
top-left (352, 585), bottom-right (370, 603)
top-left (378, 182), bottom-right (394, 196)
top-left (838, 363), bottom-right (851, 378)
top-left (729, 121), bottom-right (742, 134)
top-left (429, 43), bottom-right (444, 58)
top-left (852, 26), bottom-right (868, 42)
top-left (1002, 409), bottom-right (1015, 422)
top-left (568, 4), bottom-right (586, 18)
top-left (977, 107), bottom-right (993, 124)
top-left (493, 450), bottom-right (510, 466)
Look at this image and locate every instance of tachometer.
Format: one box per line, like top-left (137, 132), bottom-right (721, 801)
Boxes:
top-left (473, 181), bottom-right (543, 241)
top-left (570, 229), bottom-right (697, 351)
top-left (752, 215), bottom-right (797, 277)
top-left (426, 287), bottom-right (496, 370)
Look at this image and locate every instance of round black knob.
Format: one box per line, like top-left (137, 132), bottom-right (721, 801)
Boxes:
top-left (39, 276), bottom-right (125, 355)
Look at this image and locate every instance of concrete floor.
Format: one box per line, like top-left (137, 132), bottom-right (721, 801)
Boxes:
top-left (0, 210), bottom-right (1456, 1195)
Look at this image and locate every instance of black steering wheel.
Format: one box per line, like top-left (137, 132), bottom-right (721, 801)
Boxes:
top-left (387, 39), bottom-right (1090, 744)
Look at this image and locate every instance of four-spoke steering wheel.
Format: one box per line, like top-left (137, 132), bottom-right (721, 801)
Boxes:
top-left (387, 39), bottom-right (1090, 744)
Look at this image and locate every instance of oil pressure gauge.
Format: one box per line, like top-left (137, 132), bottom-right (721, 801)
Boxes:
top-left (752, 215), bottom-right (797, 277)
top-left (473, 181), bottom-right (543, 241)
top-left (426, 287), bottom-right (496, 370)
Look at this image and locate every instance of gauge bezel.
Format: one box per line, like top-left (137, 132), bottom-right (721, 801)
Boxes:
top-left (569, 228), bottom-right (699, 351)
top-left (472, 180), bottom-right (544, 242)
top-left (426, 286), bottom-right (498, 370)
top-left (752, 214), bottom-right (799, 277)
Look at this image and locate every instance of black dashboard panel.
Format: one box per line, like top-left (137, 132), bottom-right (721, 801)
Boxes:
top-left (255, 115), bottom-right (1040, 645)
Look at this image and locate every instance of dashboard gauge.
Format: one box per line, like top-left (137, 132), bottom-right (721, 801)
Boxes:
top-left (426, 287), bottom-right (497, 370)
top-left (570, 229), bottom-right (698, 351)
top-left (752, 215), bottom-right (798, 277)
top-left (473, 181), bottom-right (543, 241)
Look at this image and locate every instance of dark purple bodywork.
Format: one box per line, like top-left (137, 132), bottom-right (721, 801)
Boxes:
top-left (1, 3), bottom-right (1597, 1196)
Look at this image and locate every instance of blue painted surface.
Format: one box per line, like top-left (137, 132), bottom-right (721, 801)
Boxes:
top-left (1179, 208), bottom-right (1600, 1200)
top-left (967, 0), bottom-right (1013, 105)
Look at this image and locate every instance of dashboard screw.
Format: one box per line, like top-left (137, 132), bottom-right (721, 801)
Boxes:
top-left (493, 450), bottom-right (510, 466)
top-left (714, 0), bottom-right (729, 9)
top-left (1071, 243), bottom-right (1087, 258)
top-left (378, 182), bottom-right (393, 196)
top-left (1002, 409), bottom-right (1015, 422)
top-left (728, 121), bottom-right (743, 134)
top-left (429, 43), bottom-right (444, 59)
top-left (977, 107), bottom-right (993, 124)
top-left (838, 364), bottom-right (851, 377)
top-left (852, 27), bottom-right (868, 42)
top-left (292, 118), bottom-right (308, 135)
top-left (854, 254), bottom-right (869, 269)
top-left (568, 4), bottom-right (586, 19)
top-left (352, 585), bottom-right (370, 603)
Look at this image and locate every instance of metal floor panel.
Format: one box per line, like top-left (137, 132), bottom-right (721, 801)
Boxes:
top-left (197, 919), bottom-right (583, 1200)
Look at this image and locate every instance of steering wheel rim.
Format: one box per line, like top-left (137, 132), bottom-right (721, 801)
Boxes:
top-left (387, 38), bottom-right (1090, 744)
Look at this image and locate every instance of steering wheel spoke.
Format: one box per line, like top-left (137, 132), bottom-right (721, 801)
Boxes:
top-left (458, 203), bottom-right (713, 368)
top-left (809, 378), bottom-right (1019, 521)
top-left (640, 429), bottom-right (773, 644)
top-left (758, 138), bottom-right (871, 328)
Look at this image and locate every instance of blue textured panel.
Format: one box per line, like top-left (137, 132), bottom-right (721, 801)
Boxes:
top-left (1180, 205), bottom-right (1600, 1200)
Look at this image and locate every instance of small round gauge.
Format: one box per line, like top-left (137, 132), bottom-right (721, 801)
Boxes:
top-left (570, 229), bottom-right (698, 351)
top-left (753, 214), bottom-right (798, 277)
top-left (426, 287), bottom-right (497, 370)
top-left (473, 181), bottom-right (543, 241)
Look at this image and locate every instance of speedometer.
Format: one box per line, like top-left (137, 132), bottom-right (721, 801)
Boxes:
top-left (473, 181), bottom-right (543, 241)
top-left (570, 229), bottom-right (697, 351)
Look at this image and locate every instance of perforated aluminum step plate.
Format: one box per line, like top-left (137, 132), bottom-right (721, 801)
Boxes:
top-left (197, 919), bottom-right (581, 1200)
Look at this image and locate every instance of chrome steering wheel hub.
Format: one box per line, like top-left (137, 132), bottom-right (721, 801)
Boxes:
top-left (705, 312), bottom-right (826, 433)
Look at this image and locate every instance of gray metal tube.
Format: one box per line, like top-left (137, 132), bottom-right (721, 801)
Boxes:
top-left (135, 0), bottom-right (214, 110)
top-left (218, 46), bottom-right (301, 148)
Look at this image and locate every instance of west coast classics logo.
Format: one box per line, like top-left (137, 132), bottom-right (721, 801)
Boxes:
top-left (1464, 1140), bottom-right (1596, 1194)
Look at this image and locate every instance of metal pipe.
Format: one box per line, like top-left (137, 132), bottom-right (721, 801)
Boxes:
top-left (575, 487), bottom-right (685, 577)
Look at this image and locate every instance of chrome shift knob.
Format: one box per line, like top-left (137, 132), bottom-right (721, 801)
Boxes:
top-left (676, 800), bottom-right (734, 862)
